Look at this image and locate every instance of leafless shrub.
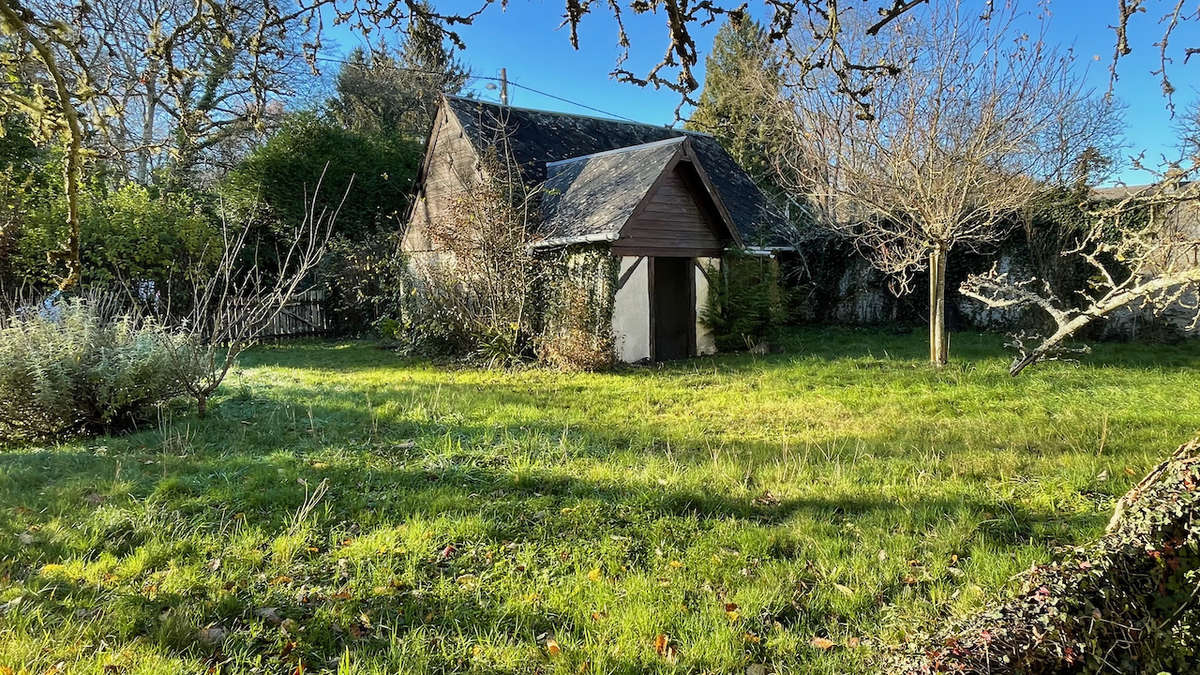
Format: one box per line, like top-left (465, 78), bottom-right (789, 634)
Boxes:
top-left (156, 171), bottom-right (346, 415)
top-left (407, 118), bottom-right (550, 366)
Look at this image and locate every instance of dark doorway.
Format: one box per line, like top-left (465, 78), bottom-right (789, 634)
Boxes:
top-left (652, 257), bottom-right (694, 361)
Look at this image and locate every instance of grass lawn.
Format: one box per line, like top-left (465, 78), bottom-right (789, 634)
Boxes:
top-left (2, 328), bottom-right (1199, 674)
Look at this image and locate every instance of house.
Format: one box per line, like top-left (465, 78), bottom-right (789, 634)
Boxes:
top-left (403, 95), bottom-right (787, 362)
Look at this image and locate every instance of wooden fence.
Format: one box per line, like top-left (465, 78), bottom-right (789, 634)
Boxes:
top-left (259, 289), bottom-right (330, 339)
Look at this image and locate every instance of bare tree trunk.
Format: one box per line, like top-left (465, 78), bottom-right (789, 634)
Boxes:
top-left (929, 244), bottom-right (949, 367)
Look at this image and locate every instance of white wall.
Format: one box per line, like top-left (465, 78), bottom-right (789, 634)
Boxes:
top-left (611, 256), bottom-right (650, 362)
top-left (695, 257), bottom-right (719, 355)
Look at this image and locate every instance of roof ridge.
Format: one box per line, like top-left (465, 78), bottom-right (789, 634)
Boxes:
top-left (545, 137), bottom-right (687, 169)
top-left (443, 94), bottom-right (712, 138)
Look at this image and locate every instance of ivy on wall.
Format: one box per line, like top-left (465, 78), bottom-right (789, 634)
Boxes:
top-left (537, 246), bottom-right (619, 370)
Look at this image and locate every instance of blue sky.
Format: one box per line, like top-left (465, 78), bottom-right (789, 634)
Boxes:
top-left (330, 1), bottom-right (1198, 184)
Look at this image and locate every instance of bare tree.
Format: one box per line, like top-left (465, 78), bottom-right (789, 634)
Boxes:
top-left (766, 1), bottom-right (1116, 366)
top-left (962, 171), bottom-right (1200, 375)
top-left (160, 171), bottom-right (347, 416)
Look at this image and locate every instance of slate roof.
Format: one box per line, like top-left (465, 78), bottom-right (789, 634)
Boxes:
top-left (538, 138), bottom-right (688, 246)
top-left (442, 95), bottom-right (786, 246)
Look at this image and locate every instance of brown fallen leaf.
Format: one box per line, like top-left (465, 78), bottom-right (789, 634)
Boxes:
top-left (752, 491), bottom-right (780, 507)
top-left (810, 636), bottom-right (836, 650)
top-left (653, 634), bottom-right (678, 663)
top-left (545, 634), bottom-right (561, 657)
top-left (846, 636), bottom-right (862, 648)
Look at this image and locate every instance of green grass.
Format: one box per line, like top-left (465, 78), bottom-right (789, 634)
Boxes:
top-left (2, 328), bottom-right (1199, 674)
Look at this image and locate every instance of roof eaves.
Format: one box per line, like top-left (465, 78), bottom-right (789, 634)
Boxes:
top-left (529, 231), bottom-right (621, 249)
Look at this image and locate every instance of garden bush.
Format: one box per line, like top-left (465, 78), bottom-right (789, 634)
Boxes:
top-left (0, 295), bottom-right (189, 442)
top-left (701, 250), bottom-right (784, 351)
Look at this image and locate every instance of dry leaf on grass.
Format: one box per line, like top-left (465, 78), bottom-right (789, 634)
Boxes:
top-left (810, 636), bottom-right (836, 650)
top-left (197, 626), bottom-right (227, 645)
top-left (653, 634), bottom-right (678, 663)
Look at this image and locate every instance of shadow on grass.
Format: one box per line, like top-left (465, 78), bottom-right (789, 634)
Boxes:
top-left (5, 329), bottom-right (1194, 671)
top-left (0, 442), bottom-right (1097, 668)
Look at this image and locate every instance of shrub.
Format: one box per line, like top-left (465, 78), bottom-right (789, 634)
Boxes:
top-left (319, 230), bottom-right (410, 335)
top-left (398, 147), bottom-right (548, 365)
top-left (221, 112), bottom-right (421, 247)
top-left (220, 113), bottom-right (422, 335)
top-left (701, 250), bottom-right (783, 351)
top-left (4, 183), bottom-right (220, 296)
top-left (0, 295), bottom-right (189, 441)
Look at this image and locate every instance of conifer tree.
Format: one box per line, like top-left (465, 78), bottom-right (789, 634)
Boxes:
top-left (687, 17), bottom-right (784, 191)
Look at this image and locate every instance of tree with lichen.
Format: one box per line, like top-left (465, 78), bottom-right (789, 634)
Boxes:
top-left (0, 0), bottom-right (465, 288)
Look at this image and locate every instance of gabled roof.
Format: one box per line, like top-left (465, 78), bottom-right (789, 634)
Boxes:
top-left (536, 137), bottom-right (742, 248)
top-left (441, 95), bottom-right (786, 245)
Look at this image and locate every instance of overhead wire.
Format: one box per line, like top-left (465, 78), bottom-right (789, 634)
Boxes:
top-left (312, 55), bottom-right (642, 122)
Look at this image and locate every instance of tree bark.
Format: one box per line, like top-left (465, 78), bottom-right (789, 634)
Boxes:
top-left (929, 244), bottom-right (949, 367)
top-left (137, 73), bottom-right (158, 184)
